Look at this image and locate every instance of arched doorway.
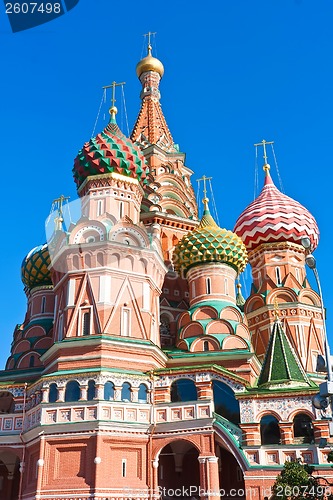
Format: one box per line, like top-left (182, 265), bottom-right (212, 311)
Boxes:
top-left (215, 445), bottom-right (245, 499)
top-left (0, 451), bottom-right (21, 500)
top-left (158, 440), bottom-right (200, 497)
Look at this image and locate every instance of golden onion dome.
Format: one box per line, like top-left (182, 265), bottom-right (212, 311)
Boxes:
top-left (136, 44), bottom-right (164, 78)
top-left (173, 199), bottom-right (248, 275)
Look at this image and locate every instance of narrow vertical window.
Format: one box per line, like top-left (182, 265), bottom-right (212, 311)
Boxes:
top-left (57, 314), bottom-right (64, 341)
top-left (29, 355), bottom-right (35, 368)
top-left (295, 267), bottom-right (300, 283)
top-left (41, 296), bottom-right (46, 313)
top-left (67, 279), bottom-right (75, 307)
top-left (275, 267), bottom-right (282, 285)
top-left (97, 199), bottom-right (104, 217)
top-left (82, 311), bottom-right (91, 336)
top-left (203, 340), bottom-right (209, 352)
top-left (122, 308), bottom-right (130, 337)
top-left (206, 277), bottom-right (211, 295)
top-left (119, 201), bottom-right (124, 219)
top-left (121, 459), bottom-right (127, 478)
top-left (224, 278), bottom-right (228, 295)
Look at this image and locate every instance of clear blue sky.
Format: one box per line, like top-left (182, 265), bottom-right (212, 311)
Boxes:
top-left (0, 0), bottom-right (332, 369)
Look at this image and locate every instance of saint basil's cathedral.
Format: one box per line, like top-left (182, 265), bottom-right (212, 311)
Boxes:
top-left (0, 42), bottom-right (332, 500)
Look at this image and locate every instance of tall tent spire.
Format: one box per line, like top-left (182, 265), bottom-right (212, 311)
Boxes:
top-left (131, 36), bottom-right (177, 152)
top-left (257, 308), bottom-right (311, 389)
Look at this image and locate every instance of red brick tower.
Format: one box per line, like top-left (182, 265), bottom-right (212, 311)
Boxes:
top-left (234, 160), bottom-right (324, 374)
top-left (132, 43), bottom-right (199, 347)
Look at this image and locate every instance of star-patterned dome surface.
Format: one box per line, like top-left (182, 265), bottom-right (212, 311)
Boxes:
top-left (21, 244), bottom-right (52, 290)
top-left (234, 169), bottom-right (319, 253)
top-left (173, 203), bottom-right (248, 275)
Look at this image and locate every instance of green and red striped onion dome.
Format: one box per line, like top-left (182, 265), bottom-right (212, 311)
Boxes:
top-left (73, 117), bottom-right (148, 188)
top-left (21, 244), bottom-right (52, 290)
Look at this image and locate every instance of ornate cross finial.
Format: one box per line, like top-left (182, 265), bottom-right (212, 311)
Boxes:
top-left (102, 81), bottom-right (126, 116)
top-left (52, 195), bottom-right (69, 231)
top-left (273, 297), bottom-right (280, 320)
top-left (197, 175), bottom-right (212, 210)
top-left (143, 31), bottom-right (157, 53)
top-left (254, 139), bottom-right (274, 171)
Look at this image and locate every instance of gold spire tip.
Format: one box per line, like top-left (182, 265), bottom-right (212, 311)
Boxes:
top-left (263, 163), bottom-right (271, 172)
top-left (202, 197), bottom-right (209, 210)
top-left (109, 105), bottom-right (118, 116)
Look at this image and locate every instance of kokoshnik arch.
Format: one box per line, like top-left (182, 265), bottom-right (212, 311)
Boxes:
top-left (0, 40), bottom-right (331, 500)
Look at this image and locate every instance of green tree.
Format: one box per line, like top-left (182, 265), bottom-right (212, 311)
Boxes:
top-left (272, 459), bottom-right (322, 500)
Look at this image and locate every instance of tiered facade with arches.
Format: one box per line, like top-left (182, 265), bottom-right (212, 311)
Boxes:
top-left (0, 46), bottom-right (332, 500)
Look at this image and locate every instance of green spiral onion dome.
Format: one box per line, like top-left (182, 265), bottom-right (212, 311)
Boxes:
top-left (73, 110), bottom-right (148, 188)
top-left (21, 244), bottom-right (52, 290)
top-left (173, 202), bottom-right (248, 275)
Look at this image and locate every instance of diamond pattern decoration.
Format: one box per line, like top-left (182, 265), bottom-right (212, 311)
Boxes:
top-left (21, 244), bottom-right (52, 290)
top-left (73, 118), bottom-right (148, 188)
top-left (173, 209), bottom-right (248, 274)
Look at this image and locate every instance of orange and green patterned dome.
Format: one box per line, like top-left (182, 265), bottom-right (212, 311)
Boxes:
top-left (21, 244), bottom-right (52, 290)
top-left (73, 112), bottom-right (148, 188)
top-left (173, 202), bottom-right (248, 275)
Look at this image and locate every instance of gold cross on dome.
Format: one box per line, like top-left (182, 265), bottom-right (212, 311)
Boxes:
top-left (102, 81), bottom-right (126, 107)
top-left (197, 175), bottom-right (212, 199)
top-left (254, 139), bottom-right (274, 167)
top-left (52, 195), bottom-right (69, 231)
top-left (143, 31), bottom-right (157, 50)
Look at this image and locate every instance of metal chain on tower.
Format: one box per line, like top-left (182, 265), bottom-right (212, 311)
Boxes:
top-left (271, 143), bottom-right (285, 193)
top-left (91, 88), bottom-right (106, 138)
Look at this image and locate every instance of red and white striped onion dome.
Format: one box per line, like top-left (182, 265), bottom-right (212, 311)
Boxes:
top-left (233, 167), bottom-right (319, 253)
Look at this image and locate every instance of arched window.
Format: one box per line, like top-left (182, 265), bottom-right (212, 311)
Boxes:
top-left (85, 254), bottom-right (92, 268)
top-left (87, 380), bottom-right (95, 401)
top-left (160, 315), bottom-right (171, 336)
top-left (260, 415), bottom-right (281, 445)
top-left (82, 311), bottom-right (91, 336)
top-left (121, 382), bottom-right (131, 402)
top-left (203, 340), bottom-right (209, 352)
top-left (73, 255), bottom-right (80, 270)
top-left (170, 379), bottom-right (197, 403)
top-left (212, 380), bottom-right (240, 425)
top-left (224, 278), bottom-right (228, 295)
top-left (29, 355), bottom-right (35, 368)
top-left (49, 383), bottom-right (58, 403)
top-left (293, 413), bottom-right (314, 444)
top-left (65, 381), bottom-right (80, 402)
top-left (104, 381), bottom-right (115, 401)
top-left (0, 392), bottom-right (15, 413)
top-left (138, 384), bottom-right (148, 403)
top-left (41, 296), bottom-right (46, 313)
top-left (97, 252), bottom-right (104, 266)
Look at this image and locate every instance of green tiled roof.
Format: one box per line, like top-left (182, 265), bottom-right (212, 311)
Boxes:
top-left (258, 319), bottom-right (310, 389)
